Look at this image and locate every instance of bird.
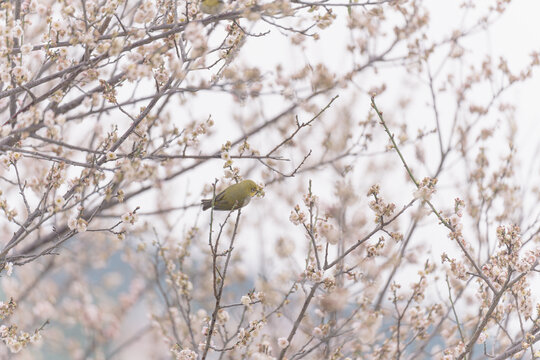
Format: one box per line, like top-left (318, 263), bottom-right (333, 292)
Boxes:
top-left (199, 0), bottom-right (225, 15)
top-left (201, 179), bottom-right (259, 211)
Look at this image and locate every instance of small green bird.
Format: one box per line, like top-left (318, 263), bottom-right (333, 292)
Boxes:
top-left (200, 0), bottom-right (225, 15)
top-left (202, 180), bottom-right (259, 211)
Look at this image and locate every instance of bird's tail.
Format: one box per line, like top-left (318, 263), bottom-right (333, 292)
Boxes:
top-left (201, 199), bottom-right (212, 211)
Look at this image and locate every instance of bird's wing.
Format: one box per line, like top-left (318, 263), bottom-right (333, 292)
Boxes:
top-left (213, 188), bottom-right (227, 202)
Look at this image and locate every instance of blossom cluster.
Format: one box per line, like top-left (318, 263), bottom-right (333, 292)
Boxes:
top-left (367, 184), bottom-right (396, 224)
